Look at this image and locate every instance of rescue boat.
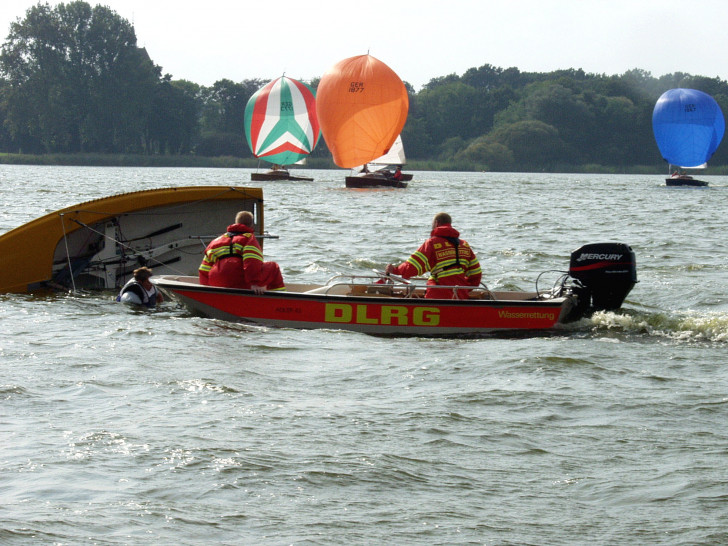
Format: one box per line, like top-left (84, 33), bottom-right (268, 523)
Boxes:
top-left (154, 243), bottom-right (637, 336)
top-left (0, 186), bottom-right (265, 293)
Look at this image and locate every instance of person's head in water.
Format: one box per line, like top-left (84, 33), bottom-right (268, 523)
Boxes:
top-left (117, 265), bottom-right (159, 306)
top-left (133, 266), bottom-right (153, 284)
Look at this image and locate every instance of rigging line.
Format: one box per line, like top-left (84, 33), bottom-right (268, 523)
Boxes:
top-left (59, 213), bottom-right (77, 292)
top-left (68, 218), bottom-right (190, 276)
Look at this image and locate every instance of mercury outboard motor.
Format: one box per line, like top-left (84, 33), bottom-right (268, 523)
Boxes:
top-left (568, 242), bottom-right (637, 313)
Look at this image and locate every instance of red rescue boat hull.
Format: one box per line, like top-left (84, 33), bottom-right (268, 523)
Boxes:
top-left (155, 276), bottom-right (573, 336)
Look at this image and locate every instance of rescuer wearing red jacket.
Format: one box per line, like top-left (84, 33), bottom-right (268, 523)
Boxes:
top-left (385, 212), bottom-right (482, 299)
top-left (199, 211), bottom-right (285, 294)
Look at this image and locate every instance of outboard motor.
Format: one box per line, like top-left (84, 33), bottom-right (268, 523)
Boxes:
top-left (569, 242), bottom-right (637, 312)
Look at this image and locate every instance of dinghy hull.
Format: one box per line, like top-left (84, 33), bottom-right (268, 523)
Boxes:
top-left (0, 186), bottom-right (264, 293)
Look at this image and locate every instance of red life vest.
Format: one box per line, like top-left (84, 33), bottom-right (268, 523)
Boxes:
top-left (199, 223), bottom-right (285, 290)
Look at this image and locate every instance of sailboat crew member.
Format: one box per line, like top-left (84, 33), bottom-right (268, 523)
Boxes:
top-left (199, 211), bottom-right (285, 294)
top-left (117, 266), bottom-right (164, 307)
top-left (385, 212), bottom-right (481, 299)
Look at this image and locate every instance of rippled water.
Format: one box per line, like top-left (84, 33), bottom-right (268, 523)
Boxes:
top-left (2, 165), bottom-right (728, 544)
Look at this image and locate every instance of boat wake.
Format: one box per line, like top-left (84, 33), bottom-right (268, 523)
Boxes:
top-left (587, 308), bottom-right (728, 343)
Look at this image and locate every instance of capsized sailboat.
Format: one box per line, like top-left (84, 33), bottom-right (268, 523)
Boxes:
top-left (316, 54), bottom-right (409, 188)
top-left (652, 88), bottom-right (725, 187)
top-left (244, 76), bottom-right (320, 181)
top-left (0, 186), bottom-right (265, 293)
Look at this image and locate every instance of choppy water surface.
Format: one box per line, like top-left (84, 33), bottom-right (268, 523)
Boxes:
top-left (2, 165), bottom-right (728, 544)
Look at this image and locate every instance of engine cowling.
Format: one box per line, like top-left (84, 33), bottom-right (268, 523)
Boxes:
top-left (569, 242), bottom-right (637, 311)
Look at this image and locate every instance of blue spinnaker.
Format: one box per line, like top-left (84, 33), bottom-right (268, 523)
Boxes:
top-left (652, 88), bottom-right (725, 168)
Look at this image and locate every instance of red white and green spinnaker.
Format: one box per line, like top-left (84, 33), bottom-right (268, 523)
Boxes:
top-left (244, 76), bottom-right (320, 166)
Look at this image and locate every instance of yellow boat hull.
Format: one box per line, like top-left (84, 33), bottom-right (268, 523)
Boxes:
top-left (0, 186), bottom-right (264, 293)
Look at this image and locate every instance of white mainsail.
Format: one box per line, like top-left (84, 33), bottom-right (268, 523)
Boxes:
top-left (370, 135), bottom-right (406, 166)
top-left (354, 135), bottom-right (406, 171)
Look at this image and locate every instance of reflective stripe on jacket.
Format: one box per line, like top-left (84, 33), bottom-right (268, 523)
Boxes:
top-left (199, 223), bottom-right (265, 287)
top-left (392, 224), bottom-right (482, 298)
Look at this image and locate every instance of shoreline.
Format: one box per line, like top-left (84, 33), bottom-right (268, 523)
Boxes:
top-left (0, 152), bottom-right (725, 175)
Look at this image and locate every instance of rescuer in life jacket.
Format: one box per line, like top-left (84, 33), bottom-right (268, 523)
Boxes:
top-left (384, 212), bottom-right (482, 299)
top-left (117, 266), bottom-right (164, 307)
top-left (199, 210), bottom-right (285, 294)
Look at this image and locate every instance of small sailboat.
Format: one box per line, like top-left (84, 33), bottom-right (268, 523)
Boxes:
top-left (347, 135), bottom-right (414, 188)
top-left (316, 54), bottom-right (409, 188)
top-left (652, 88), bottom-right (725, 187)
top-left (244, 76), bottom-right (321, 181)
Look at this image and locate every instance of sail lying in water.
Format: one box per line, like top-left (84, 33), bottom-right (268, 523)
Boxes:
top-left (244, 76), bottom-right (320, 167)
top-left (652, 88), bottom-right (725, 168)
top-left (316, 54), bottom-right (408, 168)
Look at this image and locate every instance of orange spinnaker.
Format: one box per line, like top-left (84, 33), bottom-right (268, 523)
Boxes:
top-left (316, 55), bottom-right (409, 168)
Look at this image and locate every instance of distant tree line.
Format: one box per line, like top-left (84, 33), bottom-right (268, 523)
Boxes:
top-left (2, 1), bottom-right (728, 171)
top-left (408, 66), bottom-right (728, 170)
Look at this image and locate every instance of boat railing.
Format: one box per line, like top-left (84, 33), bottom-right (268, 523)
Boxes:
top-left (303, 274), bottom-right (409, 296)
top-left (304, 274), bottom-right (496, 300)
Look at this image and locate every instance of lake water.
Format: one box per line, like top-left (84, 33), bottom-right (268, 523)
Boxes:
top-left (2, 165), bottom-right (728, 544)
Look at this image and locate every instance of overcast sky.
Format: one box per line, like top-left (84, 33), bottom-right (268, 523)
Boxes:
top-left (2, 0), bottom-right (728, 90)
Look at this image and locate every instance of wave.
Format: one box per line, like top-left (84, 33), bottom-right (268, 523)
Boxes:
top-left (586, 308), bottom-right (728, 343)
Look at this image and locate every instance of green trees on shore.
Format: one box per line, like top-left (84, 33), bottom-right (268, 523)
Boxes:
top-left (0, 2), bottom-right (162, 154)
top-left (2, 2), bottom-right (728, 170)
top-left (405, 66), bottom-right (728, 170)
